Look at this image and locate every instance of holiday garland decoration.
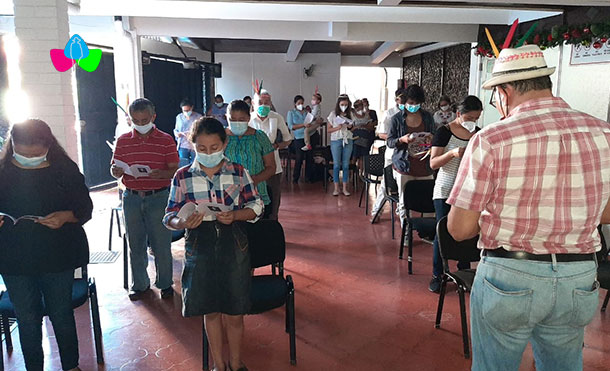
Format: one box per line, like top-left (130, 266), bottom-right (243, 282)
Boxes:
top-left (475, 19), bottom-right (610, 58)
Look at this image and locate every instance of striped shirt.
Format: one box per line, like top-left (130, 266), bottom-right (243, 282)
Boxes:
top-left (431, 125), bottom-right (479, 200)
top-left (113, 127), bottom-right (179, 191)
top-left (447, 97), bottom-right (610, 254)
top-left (163, 159), bottom-right (263, 226)
top-left (225, 130), bottom-right (275, 205)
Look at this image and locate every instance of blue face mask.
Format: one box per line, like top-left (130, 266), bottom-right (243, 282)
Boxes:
top-left (406, 104), bottom-right (421, 113)
top-left (229, 121), bottom-right (249, 136)
top-left (13, 151), bottom-right (48, 167)
top-left (398, 104), bottom-right (405, 111)
top-left (257, 105), bottom-right (271, 118)
top-left (196, 150), bottom-right (224, 168)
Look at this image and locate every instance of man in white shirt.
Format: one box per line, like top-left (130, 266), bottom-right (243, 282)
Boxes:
top-left (370, 89), bottom-right (405, 221)
top-left (249, 91), bottom-right (293, 220)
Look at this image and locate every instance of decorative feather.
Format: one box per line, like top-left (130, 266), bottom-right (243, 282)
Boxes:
top-left (515, 22), bottom-right (538, 47)
top-left (485, 27), bottom-right (500, 58)
top-left (503, 19), bottom-right (519, 49)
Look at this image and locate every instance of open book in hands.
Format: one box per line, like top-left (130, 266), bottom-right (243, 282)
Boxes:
top-left (0, 212), bottom-right (43, 225)
top-left (113, 159), bottom-right (152, 178)
top-left (176, 202), bottom-right (233, 221)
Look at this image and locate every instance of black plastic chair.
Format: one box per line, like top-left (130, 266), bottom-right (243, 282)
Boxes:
top-left (434, 216), bottom-right (480, 359)
top-left (371, 165), bottom-right (400, 239)
top-left (0, 266), bottom-right (104, 364)
top-left (597, 225), bottom-right (609, 312)
top-left (202, 220), bottom-right (296, 370)
top-left (358, 153), bottom-right (385, 215)
top-left (399, 179), bottom-right (436, 274)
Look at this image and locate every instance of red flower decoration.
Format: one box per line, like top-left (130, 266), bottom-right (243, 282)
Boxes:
top-left (571, 29), bottom-right (581, 38)
top-left (533, 34), bottom-right (541, 44)
top-left (601, 38), bottom-right (608, 43)
top-left (563, 32), bottom-right (571, 40)
top-left (547, 34), bottom-right (553, 42)
top-left (583, 28), bottom-right (591, 34)
top-left (593, 41), bottom-right (602, 49)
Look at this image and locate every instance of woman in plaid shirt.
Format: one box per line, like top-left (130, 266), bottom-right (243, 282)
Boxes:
top-left (164, 117), bottom-right (263, 371)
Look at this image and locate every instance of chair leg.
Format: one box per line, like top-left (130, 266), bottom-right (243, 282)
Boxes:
top-left (358, 181), bottom-right (365, 208)
top-left (202, 317), bottom-right (210, 371)
top-left (407, 223), bottom-right (414, 275)
top-left (399, 218), bottom-right (407, 259)
top-left (390, 200), bottom-right (395, 240)
top-left (1, 314), bottom-right (12, 350)
top-left (435, 276), bottom-right (448, 328)
top-left (89, 279), bottom-right (104, 364)
top-left (123, 234), bottom-right (129, 291)
top-left (108, 208), bottom-right (114, 252)
top-left (0, 322), bottom-right (3, 371)
top-left (365, 183), bottom-right (369, 216)
top-left (458, 286), bottom-right (471, 359)
top-left (116, 209), bottom-right (122, 238)
top-left (287, 284), bottom-right (296, 365)
top-left (602, 290), bottom-right (609, 312)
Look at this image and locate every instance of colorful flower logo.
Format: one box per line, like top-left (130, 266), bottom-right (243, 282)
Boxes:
top-left (50, 34), bottom-right (101, 72)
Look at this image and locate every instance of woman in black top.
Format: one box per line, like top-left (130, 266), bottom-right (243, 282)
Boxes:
top-left (0, 119), bottom-right (92, 371)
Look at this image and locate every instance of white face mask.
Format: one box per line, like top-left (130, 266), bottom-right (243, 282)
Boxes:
top-left (184, 110), bottom-right (192, 117)
top-left (216, 102), bottom-right (224, 108)
top-left (356, 110), bottom-right (364, 116)
top-left (461, 120), bottom-right (477, 133)
top-left (339, 105), bottom-right (348, 113)
top-left (440, 105), bottom-right (450, 112)
top-left (296, 104), bottom-right (304, 111)
top-left (134, 122), bottom-right (154, 134)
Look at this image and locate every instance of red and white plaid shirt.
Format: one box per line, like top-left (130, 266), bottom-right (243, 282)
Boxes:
top-left (447, 97), bottom-right (610, 254)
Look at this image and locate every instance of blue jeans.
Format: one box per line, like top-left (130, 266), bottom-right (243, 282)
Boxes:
top-left (432, 199), bottom-right (470, 277)
top-left (2, 270), bottom-right (78, 371)
top-left (330, 139), bottom-right (353, 183)
top-left (178, 148), bottom-right (195, 168)
top-left (470, 256), bottom-right (599, 371)
top-left (123, 189), bottom-right (173, 291)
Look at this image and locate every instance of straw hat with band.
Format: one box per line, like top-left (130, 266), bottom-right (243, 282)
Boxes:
top-left (482, 45), bottom-right (556, 90)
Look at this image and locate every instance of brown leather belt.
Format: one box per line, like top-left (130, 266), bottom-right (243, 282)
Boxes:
top-left (483, 247), bottom-right (595, 263)
top-left (126, 187), bottom-right (169, 198)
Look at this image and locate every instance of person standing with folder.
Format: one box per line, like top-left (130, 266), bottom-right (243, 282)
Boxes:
top-left (111, 98), bottom-right (179, 301)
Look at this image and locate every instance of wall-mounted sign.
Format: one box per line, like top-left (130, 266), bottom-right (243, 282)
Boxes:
top-left (570, 40), bottom-right (610, 65)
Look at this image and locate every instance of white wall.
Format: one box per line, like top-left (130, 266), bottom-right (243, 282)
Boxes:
top-left (214, 53), bottom-right (341, 119)
top-left (339, 66), bottom-right (402, 114)
top-left (474, 45), bottom-right (610, 128)
top-left (557, 44), bottom-right (610, 122)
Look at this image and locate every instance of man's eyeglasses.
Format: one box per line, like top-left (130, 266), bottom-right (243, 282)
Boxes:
top-left (489, 87), bottom-right (497, 108)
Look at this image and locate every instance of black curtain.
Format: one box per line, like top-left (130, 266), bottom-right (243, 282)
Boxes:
top-left (76, 52), bottom-right (118, 187)
top-left (143, 59), bottom-right (204, 135)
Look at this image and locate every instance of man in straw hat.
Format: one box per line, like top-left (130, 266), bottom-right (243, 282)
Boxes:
top-left (446, 44), bottom-right (610, 370)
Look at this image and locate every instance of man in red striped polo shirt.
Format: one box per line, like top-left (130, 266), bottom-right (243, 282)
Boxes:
top-left (111, 98), bottom-right (179, 301)
top-left (447, 45), bottom-right (610, 370)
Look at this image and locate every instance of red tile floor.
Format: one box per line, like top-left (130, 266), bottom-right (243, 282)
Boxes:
top-left (2, 181), bottom-right (610, 370)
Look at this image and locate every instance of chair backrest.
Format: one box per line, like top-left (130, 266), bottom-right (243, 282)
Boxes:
top-left (597, 225), bottom-right (608, 263)
top-left (403, 179), bottom-right (435, 213)
top-left (384, 165), bottom-right (398, 196)
top-left (363, 153), bottom-right (385, 177)
top-left (245, 220), bottom-right (286, 269)
top-left (437, 216), bottom-right (480, 272)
